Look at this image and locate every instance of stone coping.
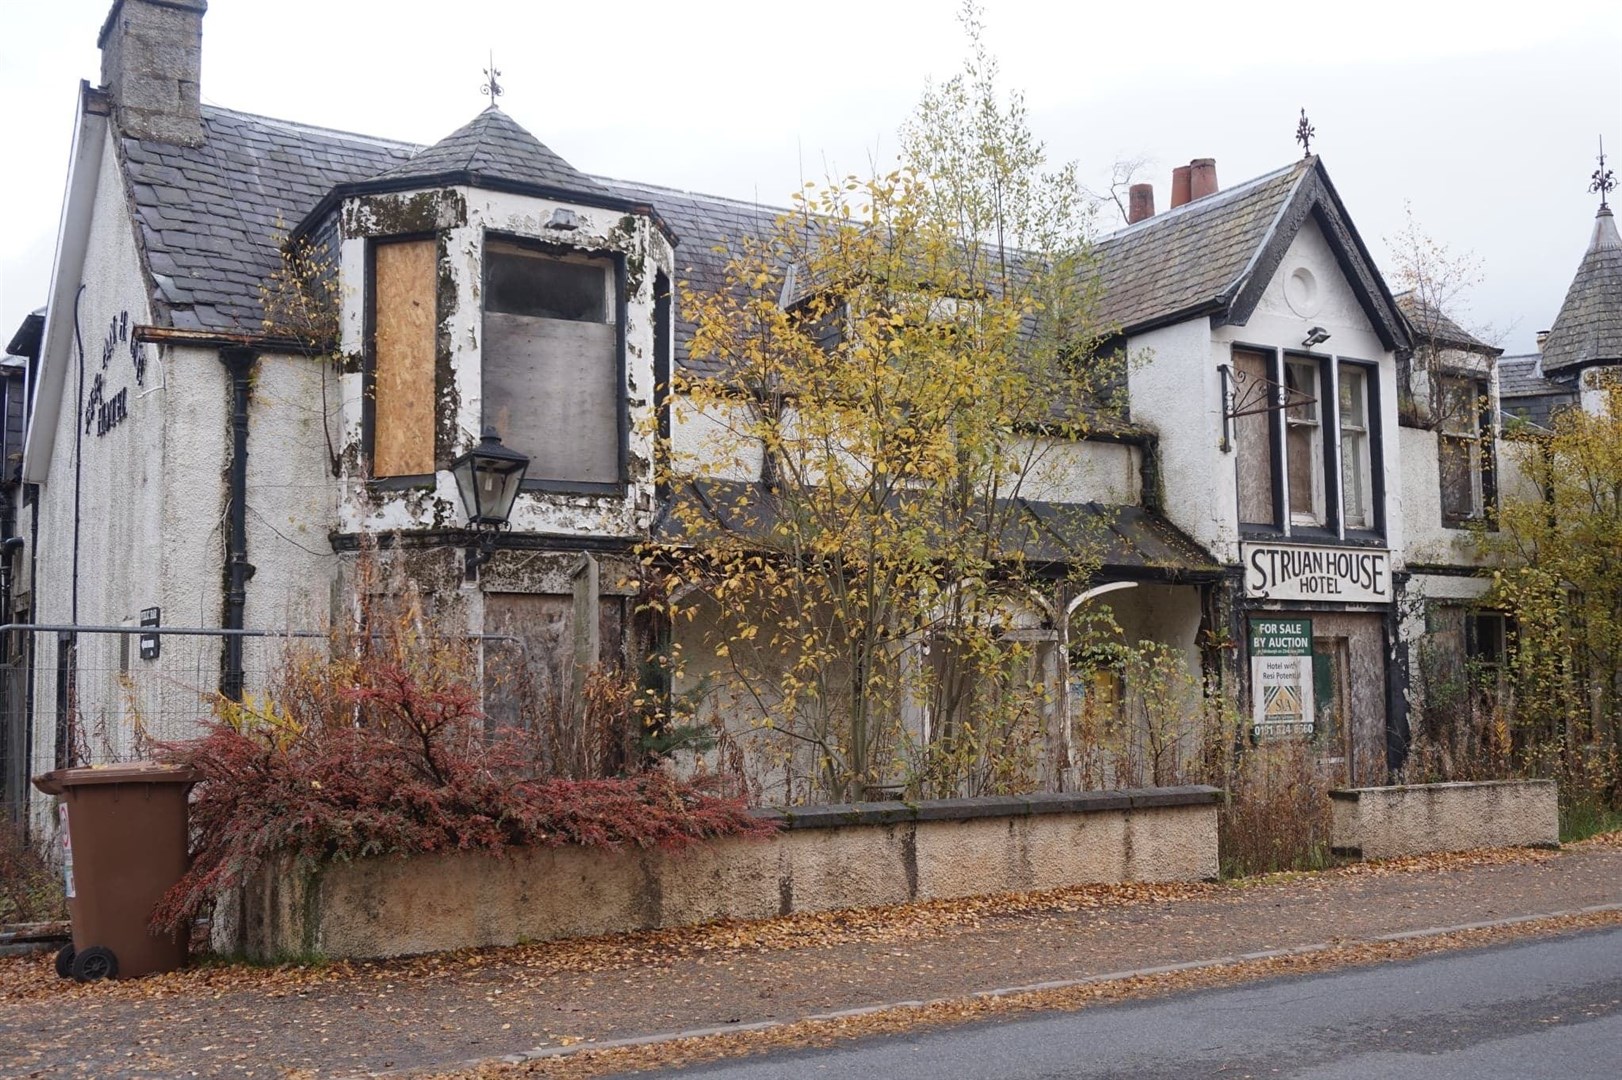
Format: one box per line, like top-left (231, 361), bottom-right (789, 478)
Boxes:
top-left (1329, 779), bottom-right (1555, 801)
top-left (751, 785), bottom-right (1223, 830)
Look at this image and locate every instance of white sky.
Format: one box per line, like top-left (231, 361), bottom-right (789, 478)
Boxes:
top-left (1, 0), bottom-right (1618, 354)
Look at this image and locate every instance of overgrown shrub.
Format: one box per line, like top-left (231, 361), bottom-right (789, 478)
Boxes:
top-left (1216, 740), bottom-right (1335, 878)
top-left (151, 562), bottom-right (774, 934)
top-left (0, 818), bottom-right (66, 925)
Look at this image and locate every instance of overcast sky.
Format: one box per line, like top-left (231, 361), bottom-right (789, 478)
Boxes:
top-left (1, 0), bottom-right (1618, 355)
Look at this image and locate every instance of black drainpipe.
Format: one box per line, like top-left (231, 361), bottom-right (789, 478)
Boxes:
top-left (220, 347), bottom-right (255, 701)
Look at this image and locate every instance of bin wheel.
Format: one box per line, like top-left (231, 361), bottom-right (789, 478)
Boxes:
top-left (54, 944), bottom-right (75, 979)
top-left (70, 945), bottom-right (118, 983)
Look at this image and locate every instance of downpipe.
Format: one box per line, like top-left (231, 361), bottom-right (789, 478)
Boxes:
top-left (220, 348), bottom-right (255, 702)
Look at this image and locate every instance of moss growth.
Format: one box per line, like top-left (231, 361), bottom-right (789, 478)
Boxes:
top-left (343, 189), bottom-right (467, 238)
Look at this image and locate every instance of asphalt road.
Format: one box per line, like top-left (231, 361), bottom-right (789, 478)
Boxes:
top-left (637, 926), bottom-right (1622, 1079)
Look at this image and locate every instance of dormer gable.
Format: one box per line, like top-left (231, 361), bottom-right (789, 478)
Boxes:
top-left (1095, 157), bottom-right (1409, 354)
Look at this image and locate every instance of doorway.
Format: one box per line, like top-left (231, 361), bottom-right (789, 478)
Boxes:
top-left (1312, 636), bottom-right (1354, 784)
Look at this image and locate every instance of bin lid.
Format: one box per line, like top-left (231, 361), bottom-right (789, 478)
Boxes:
top-left (33, 762), bottom-right (203, 795)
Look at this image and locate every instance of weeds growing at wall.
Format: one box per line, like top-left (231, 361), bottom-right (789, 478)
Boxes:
top-left (151, 550), bottom-right (773, 934)
top-left (0, 818), bottom-right (66, 925)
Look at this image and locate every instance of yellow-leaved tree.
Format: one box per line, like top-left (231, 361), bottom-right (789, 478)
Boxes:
top-left (652, 8), bottom-right (1123, 803)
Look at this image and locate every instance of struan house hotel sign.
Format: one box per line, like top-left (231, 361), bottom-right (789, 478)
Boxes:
top-left (1242, 543), bottom-right (1391, 604)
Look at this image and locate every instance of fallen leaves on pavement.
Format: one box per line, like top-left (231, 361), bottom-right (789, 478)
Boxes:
top-left (0, 840), bottom-right (1587, 1009)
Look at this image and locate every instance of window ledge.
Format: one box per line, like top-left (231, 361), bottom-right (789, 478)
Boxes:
top-left (521, 478), bottom-right (627, 498)
top-left (367, 474), bottom-right (438, 492)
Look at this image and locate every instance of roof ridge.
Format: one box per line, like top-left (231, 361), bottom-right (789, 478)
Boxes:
top-left (599, 176), bottom-right (795, 216)
top-left (201, 102), bottom-right (422, 151)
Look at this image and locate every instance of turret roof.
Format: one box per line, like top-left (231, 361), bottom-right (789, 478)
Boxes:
top-left (1541, 206), bottom-right (1622, 374)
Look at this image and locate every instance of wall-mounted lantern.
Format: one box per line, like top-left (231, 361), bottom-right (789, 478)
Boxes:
top-left (450, 428), bottom-right (529, 578)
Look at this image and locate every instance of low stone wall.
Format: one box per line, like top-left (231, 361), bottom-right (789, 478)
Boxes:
top-left (1330, 780), bottom-right (1559, 859)
top-left (220, 786), bottom-right (1220, 961)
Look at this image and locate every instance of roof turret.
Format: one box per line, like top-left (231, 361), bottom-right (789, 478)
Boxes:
top-left (369, 105), bottom-right (613, 201)
top-left (1540, 206), bottom-right (1622, 374)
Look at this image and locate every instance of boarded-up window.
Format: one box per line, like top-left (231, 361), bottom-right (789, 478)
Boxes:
top-left (1233, 349), bottom-right (1275, 526)
top-left (371, 240), bottom-right (438, 476)
top-left (483, 244), bottom-right (619, 486)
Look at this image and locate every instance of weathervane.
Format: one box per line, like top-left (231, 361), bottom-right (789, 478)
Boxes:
top-left (1591, 136), bottom-right (1615, 211)
top-left (1295, 109), bottom-right (1315, 158)
top-left (481, 53), bottom-right (504, 101)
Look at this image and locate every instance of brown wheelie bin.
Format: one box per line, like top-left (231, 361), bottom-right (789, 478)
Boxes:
top-left (32, 763), bottom-right (200, 982)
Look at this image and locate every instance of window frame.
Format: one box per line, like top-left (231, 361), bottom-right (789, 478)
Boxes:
top-left (480, 232), bottom-right (630, 497)
top-left (1284, 356), bottom-right (1327, 528)
top-left (1437, 374), bottom-right (1495, 528)
top-left (364, 232), bottom-right (442, 490)
top-left (1230, 344), bottom-right (1385, 544)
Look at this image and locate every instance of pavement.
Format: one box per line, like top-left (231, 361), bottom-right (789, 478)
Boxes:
top-left (1, 838), bottom-right (1620, 1079)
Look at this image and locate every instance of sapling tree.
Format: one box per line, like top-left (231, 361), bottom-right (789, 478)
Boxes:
top-left (654, 5), bottom-right (1121, 802)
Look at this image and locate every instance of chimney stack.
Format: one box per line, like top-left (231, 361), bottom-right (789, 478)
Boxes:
top-left (1170, 166), bottom-right (1192, 209)
top-left (1536, 329), bottom-right (1550, 351)
top-left (1189, 158), bottom-right (1218, 200)
top-left (98, 0), bottom-right (208, 147)
top-left (1128, 183), bottom-right (1156, 224)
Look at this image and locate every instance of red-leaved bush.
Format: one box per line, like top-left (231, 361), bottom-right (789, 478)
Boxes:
top-left (152, 566), bottom-right (774, 934)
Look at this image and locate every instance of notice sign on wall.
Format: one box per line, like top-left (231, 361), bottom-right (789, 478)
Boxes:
top-left (1250, 617), bottom-right (1315, 739)
top-left (1242, 543), bottom-right (1391, 604)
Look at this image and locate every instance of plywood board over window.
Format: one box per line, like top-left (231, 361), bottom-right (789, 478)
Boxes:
top-left (372, 240), bottom-right (438, 477)
top-left (1233, 349), bottom-right (1275, 526)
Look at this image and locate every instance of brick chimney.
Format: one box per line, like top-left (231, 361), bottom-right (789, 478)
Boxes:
top-left (1170, 165), bottom-right (1192, 209)
top-left (98, 0), bottom-right (208, 146)
top-left (1128, 183), bottom-right (1156, 224)
top-left (1189, 158), bottom-right (1218, 200)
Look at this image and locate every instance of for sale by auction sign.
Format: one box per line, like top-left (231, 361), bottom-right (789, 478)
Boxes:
top-left (1250, 617), bottom-right (1315, 739)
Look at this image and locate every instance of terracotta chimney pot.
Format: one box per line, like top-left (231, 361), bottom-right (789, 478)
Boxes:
top-left (1189, 158), bottom-right (1218, 200)
top-left (1128, 183), bottom-right (1156, 224)
top-left (1170, 166), bottom-right (1192, 209)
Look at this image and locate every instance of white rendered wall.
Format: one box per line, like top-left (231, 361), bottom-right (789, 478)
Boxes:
top-left (1014, 438), bottom-right (1140, 505)
top-left (1124, 318), bottom-right (1231, 559)
top-left (27, 138), bottom-right (225, 827)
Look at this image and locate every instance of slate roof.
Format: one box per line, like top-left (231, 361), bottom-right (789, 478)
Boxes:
top-left (121, 106), bottom-right (416, 330)
top-left (1541, 207), bottom-right (1622, 375)
top-left (600, 178), bottom-right (786, 379)
top-left (370, 105), bottom-right (613, 201)
top-left (1497, 353), bottom-right (1574, 398)
top-left (654, 478), bottom-right (1220, 576)
top-left (1090, 160), bottom-right (1306, 334)
top-left (1393, 291), bottom-right (1501, 355)
top-left (115, 102), bottom-right (1398, 373)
